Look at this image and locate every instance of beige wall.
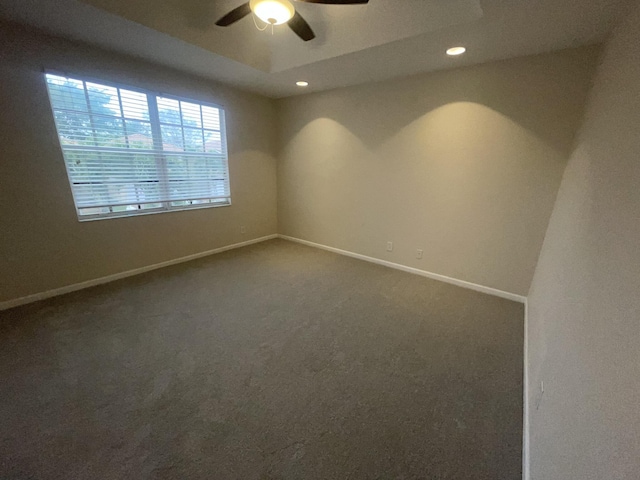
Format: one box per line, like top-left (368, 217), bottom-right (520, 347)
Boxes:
top-left (526, 3), bottom-right (640, 479)
top-left (0, 23), bottom-right (278, 304)
top-left (276, 46), bottom-right (600, 296)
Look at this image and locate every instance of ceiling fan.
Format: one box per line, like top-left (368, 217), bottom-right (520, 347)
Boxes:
top-left (215, 0), bottom-right (370, 42)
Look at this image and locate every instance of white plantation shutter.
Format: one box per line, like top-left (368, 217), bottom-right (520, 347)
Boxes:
top-left (45, 73), bottom-right (231, 220)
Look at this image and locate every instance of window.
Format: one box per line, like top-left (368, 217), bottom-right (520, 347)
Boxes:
top-left (45, 73), bottom-right (231, 220)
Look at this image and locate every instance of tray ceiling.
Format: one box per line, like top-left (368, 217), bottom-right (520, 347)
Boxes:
top-left (0, 0), bottom-right (632, 97)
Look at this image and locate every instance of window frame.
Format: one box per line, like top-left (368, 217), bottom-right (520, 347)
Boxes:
top-left (44, 70), bottom-right (232, 222)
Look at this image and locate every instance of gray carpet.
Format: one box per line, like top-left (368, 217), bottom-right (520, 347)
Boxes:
top-left (0, 239), bottom-right (523, 479)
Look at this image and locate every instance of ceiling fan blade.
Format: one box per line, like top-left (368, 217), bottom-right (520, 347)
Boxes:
top-left (215, 2), bottom-right (252, 26)
top-left (296, 0), bottom-right (369, 4)
top-left (288, 11), bottom-right (316, 41)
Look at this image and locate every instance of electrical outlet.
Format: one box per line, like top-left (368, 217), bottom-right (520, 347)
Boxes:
top-left (416, 249), bottom-right (423, 259)
top-left (240, 226), bottom-right (247, 234)
top-left (386, 241), bottom-right (393, 252)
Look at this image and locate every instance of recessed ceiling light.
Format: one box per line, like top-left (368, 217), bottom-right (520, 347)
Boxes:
top-left (446, 46), bottom-right (466, 56)
top-left (296, 81), bottom-right (309, 87)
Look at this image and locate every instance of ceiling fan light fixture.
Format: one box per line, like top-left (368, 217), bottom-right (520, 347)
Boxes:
top-left (250, 0), bottom-right (295, 25)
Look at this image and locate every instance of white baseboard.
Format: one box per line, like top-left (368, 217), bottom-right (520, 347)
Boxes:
top-left (278, 234), bottom-right (526, 304)
top-left (0, 234), bottom-right (278, 311)
top-left (523, 298), bottom-right (530, 480)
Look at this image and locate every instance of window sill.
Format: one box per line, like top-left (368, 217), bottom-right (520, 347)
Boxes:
top-left (77, 201), bottom-right (231, 222)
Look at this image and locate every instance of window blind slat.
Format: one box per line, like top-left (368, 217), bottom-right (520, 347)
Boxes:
top-left (45, 73), bottom-right (231, 219)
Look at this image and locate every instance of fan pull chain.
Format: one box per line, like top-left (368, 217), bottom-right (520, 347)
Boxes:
top-left (252, 13), bottom-right (269, 32)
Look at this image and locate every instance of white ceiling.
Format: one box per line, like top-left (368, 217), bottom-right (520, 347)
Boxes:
top-left (0, 0), bottom-right (632, 98)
